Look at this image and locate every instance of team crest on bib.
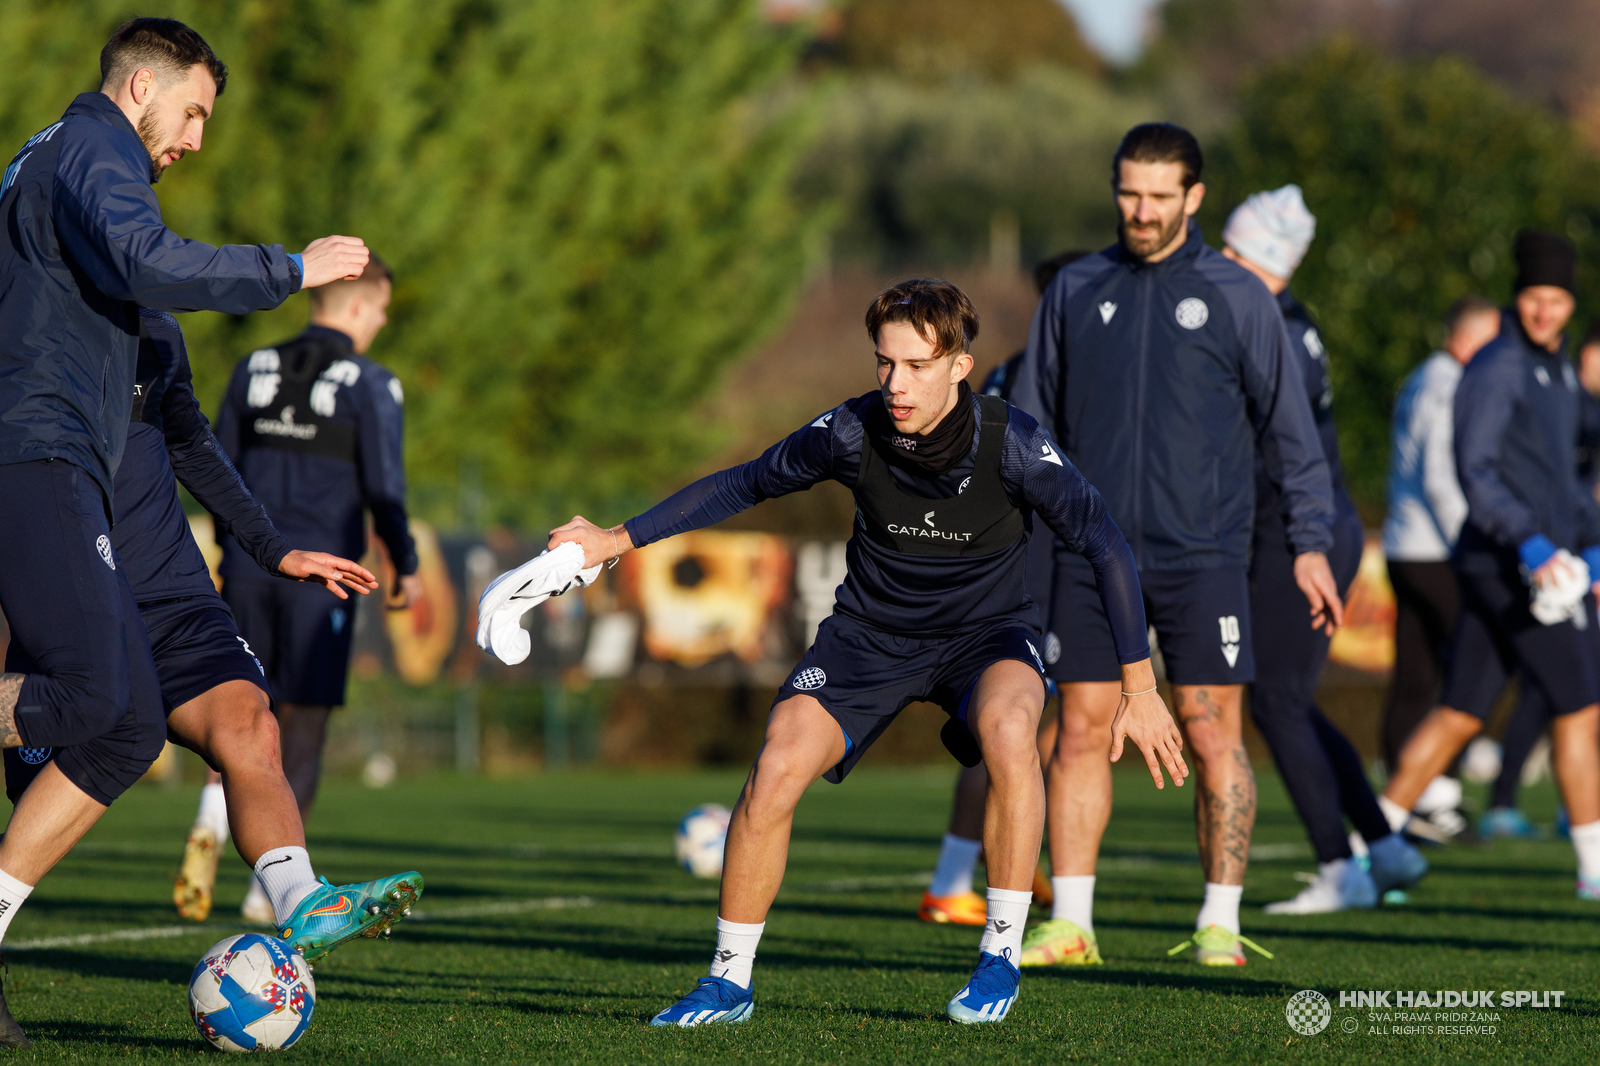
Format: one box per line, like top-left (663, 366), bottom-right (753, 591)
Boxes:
top-left (95, 534), bottom-right (115, 569)
top-left (1043, 632), bottom-right (1062, 665)
top-left (792, 667), bottom-right (827, 691)
top-left (19, 747), bottom-right (52, 766)
top-left (1175, 298), bottom-right (1209, 330)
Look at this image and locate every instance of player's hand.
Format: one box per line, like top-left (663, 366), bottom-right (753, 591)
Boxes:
top-left (548, 515), bottom-right (633, 569)
top-left (1293, 551), bottom-right (1345, 636)
top-left (299, 235), bottom-right (370, 288)
top-left (388, 572), bottom-right (425, 611)
top-left (1109, 664), bottom-right (1187, 790)
top-left (278, 550), bottom-right (379, 600)
top-left (1531, 551), bottom-right (1580, 590)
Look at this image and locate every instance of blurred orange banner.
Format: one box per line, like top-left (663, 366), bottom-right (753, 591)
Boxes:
top-left (1327, 537), bottom-right (1396, 675)
top-left (621, 531), bottom-right (793, 667)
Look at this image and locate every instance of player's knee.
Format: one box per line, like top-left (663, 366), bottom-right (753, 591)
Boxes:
top-left (745, 745), bottom-right (815, 811)
top-left (1183, 721), bottom-right (1240, 764)
top-left (1058, 708), bottom-right (1108, 756)
top-left (975, 705), bottom-right (1039, 768)
top-left (210, 692), bottom-right (283, 774)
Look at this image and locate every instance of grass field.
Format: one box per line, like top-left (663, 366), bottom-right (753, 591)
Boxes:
top-left (2, 763), bottom-right (1596, 1063)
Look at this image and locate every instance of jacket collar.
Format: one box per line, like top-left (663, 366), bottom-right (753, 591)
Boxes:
top-left (303, 324), bottom-right (356, 352)
top-left (64, 92), bottom-right (141, 140)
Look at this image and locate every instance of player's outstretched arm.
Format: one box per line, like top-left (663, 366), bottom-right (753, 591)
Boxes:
top-left (276, 551), bottom-right (380, 599)
top-left (549, 516), bottom-right (635, 570)
top-left (298, 235), bottom-right (372, 288)
top-left (1109, 659), bottom-right (1188, 790)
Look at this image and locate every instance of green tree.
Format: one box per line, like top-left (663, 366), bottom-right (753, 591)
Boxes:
top-left (0, 0), bottom-right (822, 528)
top-left (1203, 40), bottom-right (1600, 512)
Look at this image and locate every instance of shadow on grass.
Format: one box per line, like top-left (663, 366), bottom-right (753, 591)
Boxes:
top-left (16, 1019), bottom-right (195, 1051)
top-left (1028, 966), bottom-right (1295, 999)
top-left (7, 950), bottom-right (192, 986)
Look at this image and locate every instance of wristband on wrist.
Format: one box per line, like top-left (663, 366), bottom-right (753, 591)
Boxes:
top-left (1121, 685), bottom-right (1158, 697)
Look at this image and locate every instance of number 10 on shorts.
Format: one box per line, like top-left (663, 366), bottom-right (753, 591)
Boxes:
top-left (1217, 616), bottom-right (1240, 643)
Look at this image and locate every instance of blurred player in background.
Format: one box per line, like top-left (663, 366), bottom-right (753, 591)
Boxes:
top-left (549, 278), bottom-right (1187, 1026)
top-left (919, 250), bottom-right (1086, 927)
top-left (206, 254), bottom-right (419, 924)
top-left (1011, 123), bottom-right (1343, 968)
top-left (1221, 186), bottom-right (1426, 913)
top-left (0, 16), bottom-right (374, 1046)
top-left (1381, 295), bottom-right (1501, 842)
top-left (1380, 231), bottom-right (1600, 901)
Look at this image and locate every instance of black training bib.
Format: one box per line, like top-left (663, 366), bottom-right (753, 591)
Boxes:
top-left (853, 394), bottom-right (1025, 557)
top-left (238, 334), bottom-right (358, 461)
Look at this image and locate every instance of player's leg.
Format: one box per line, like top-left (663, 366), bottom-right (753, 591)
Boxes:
top-left (1482, 686), bottom-right (1549, 838)
top-left (176, 767), bottom-right (229, 921)
top-left (947, 648), bottom-right (1046, 1024)
top-left (920, 763), bottom-right (988, 925)
top-left (1551, 704), bottom-right (1600, 898)
top-left (276, 703), bottom-right (334, 816)
top-left (652, 692), bottom-right (846, 1026)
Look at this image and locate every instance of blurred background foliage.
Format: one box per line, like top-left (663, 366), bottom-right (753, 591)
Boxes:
top-left (2, 0), bottom-right (1599, 523)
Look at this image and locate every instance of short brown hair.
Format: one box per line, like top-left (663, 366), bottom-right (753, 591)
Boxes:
top-left (865, 278), bottom-right (978, 359)
top-left (101, 18), bottom-right (227, 95)
top-left (1444, 293), bottom-right (1498, 337)
top-left (308, 252), bottom-right (393, 312)
top-left (1112, 122), bottom-right (1202, 189)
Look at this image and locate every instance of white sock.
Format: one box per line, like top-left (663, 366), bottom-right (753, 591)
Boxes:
top-left (253, 846), bottom-right (321, 923)
top-left (0, 867), bottom-right (33, 946)
top-left (1571, 820), bottom-right (1600, 881)
top-left (710, 917), bottom-right (764, 989)
top-left (929, 833), bottom-right (982, 897)
top-left (977, 887), bottom-right (1031, 961)
top-left (1050, 875), bottom-right (1095, 931)
top-left (1196, 882), bottom-right (1243, 933)
top-left (195, 782), bottom-right (230, 845)
top-left (1378, 795), bottom-right (1412, 834)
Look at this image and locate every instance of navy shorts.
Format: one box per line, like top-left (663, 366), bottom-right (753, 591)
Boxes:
top-left (142, 595), bottom-right (270, 713)
top-left (1441, 568), bottom-right (1600, 720)
top-left (0, 459), bottom-right (166, 807)
top-left (1046, 564), bottom-right (1254, 685)
top-left (775, 613), bottom-right (1047, 783)
top-left (222, 577), bottom-right (358, 706)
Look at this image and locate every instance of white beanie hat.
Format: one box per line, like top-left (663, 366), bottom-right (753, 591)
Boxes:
top-left (1222, 184), bottom-right (1316, 281)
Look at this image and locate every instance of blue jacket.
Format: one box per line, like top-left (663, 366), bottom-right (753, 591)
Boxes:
top-left (1254, 290), bottom-right (1360, 555)
top-left (1453, 310), bottom-right (1600, 576)
top-left (1012, 223), bottom-right (1335, 570)
top-left (118, 310), bottom-right (292, 604)
top-left (216, 326), bottom-right (417, 579)
top-left (0, 93), bottom-right (301, 512)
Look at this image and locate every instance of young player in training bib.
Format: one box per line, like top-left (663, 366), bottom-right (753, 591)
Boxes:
top-left (543, 279), bottom-right (1188, 1026)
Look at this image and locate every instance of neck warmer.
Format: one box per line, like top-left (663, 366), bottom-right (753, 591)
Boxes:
top-left (879, 381), bottom-right (976, 475)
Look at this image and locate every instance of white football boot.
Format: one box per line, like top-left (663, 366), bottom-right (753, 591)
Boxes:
top-left (1263, 859), bottom-right (1377, 914)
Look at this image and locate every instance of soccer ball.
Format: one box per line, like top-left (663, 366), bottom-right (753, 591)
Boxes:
top-left (674, 803), bottom-right (732, 878)
top-left (189, 933), bottom-right (316, 1052)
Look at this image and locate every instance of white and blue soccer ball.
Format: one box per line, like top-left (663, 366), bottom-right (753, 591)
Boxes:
top-left (189, 933), bottom-right (316, 1052)
top-left (674, 803), bottom-right (732, 878)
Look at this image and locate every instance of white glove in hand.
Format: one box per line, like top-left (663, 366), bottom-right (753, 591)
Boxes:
top-left (475, 541), bottom-right (604, 665)
top-left (1530, 549), bottom-right (1590, 626)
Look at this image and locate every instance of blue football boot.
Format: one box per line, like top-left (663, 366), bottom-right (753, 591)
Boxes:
top-left (278, 872), bottom-right (423, 962)
top-left (649, 976), bottom-right (754, 1027)
top-left (946, 949), bottom-right (1021, 1023)
top-left (1478, 807), bottom-right (1537, 840)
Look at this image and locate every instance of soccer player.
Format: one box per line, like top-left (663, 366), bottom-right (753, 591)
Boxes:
top-left (1220, 186), bottom-right (1427, 913)
top-left (212, 253), bottom-right (418, 923)
top-left (547, 279), bottom-right (1187, 1026)
top-left (0, 17), bottom-right (369, 1046)
top-left (919, 251), bottom-right (1086, 927)
top-left (1382, 296), bottom-right (1502, 842)
top-left (1379, 231), bottom-right (1600, 901)
top-left (1009, 124), bottom-right (1343, 967)
top-left (3, 312), bottom-right (423, 988)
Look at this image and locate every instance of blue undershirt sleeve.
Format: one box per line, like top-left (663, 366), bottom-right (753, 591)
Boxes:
top-left (624, 408), bottom-right (845, 549)
top-left (1004, 410), bottom-right (1149, 664)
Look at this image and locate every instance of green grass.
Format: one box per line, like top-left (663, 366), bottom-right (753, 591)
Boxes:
top-left (2, 765), bottom-right (1595, 1063)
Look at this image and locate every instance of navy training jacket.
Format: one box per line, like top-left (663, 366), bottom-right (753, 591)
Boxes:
top-left (1254, 289), bottom-right (1359, 555)
top-left (1011, 222), bottom-right (1335, 571)
top-left (0, 93), bottom-right (301, 512)
top-left (1452, 310), bottom-right (1600, 574)
top-left (215, 326), bottom-right (417, 579)
top-left (118, 309), bottom-right (293, 604)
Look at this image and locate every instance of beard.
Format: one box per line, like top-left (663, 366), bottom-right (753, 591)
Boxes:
top-left (1119, 212), bottom-right (1185, 260)
top-left (135, 107), bottom-right (183, 183)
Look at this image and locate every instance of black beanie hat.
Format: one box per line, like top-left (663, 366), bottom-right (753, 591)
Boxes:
top-left (1514, 229), bottom-right (1577, 294)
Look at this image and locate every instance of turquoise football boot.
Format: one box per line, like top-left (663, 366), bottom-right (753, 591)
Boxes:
top-left (278, 872), bottom-right (423, 962)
